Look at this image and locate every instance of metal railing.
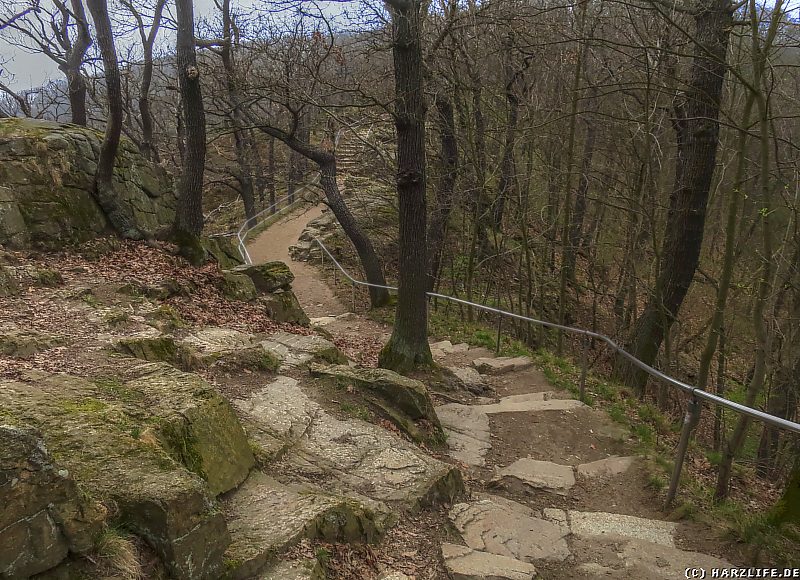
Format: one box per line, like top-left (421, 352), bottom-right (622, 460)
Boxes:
top-left (235, 175), bottom-right (321, 265)
top-left (308, 236), bottom-right (800, 508)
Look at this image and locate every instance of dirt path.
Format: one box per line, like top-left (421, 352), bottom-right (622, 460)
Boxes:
top-left (247, 204), bottom-right (346, 318)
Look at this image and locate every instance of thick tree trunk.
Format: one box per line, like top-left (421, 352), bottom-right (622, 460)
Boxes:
top-left (614, 0), bottom-right (732, 394)
top-left (427, 95), bottom-right (457, 291)
top-left (379, 0), bottom-right (432, 372)
top-left (173, 0), bottom-right (206, 254)
top-left (86, 0), bottom-right (143, 239)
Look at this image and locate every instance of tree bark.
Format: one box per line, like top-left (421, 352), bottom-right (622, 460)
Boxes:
top-left (220, 0), bottom-right (256, 226)
top-left (614, 0), bottom-right (733, 395)
top-left (62, 0), bottom-right (92, 126)
top-left (86, 0), bottom-right (143, 239)
top-left (173, 0), bottom-right (206, 253)
top-left (379, 0), bottom-right (432, 372)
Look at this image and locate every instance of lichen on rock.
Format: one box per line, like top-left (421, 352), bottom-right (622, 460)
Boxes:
top-left (309, 363), bottom-right (444, 444)
top-left (0, 118), bottom-right (177, 249)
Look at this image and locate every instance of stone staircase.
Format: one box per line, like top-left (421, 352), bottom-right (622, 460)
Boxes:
top-left (426, 339), bottom-right (736, 580)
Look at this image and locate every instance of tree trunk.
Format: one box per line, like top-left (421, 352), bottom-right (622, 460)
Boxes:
top-left (614, 0), bottom-right (733, 395)
top-left (173, 0), bottom-right (206, 256)
top-left (268, 135), bottom-right (276, 212)
top-left (252, 123), bottom-right (390, 307)
top-left (427, 95), bottom-right (457, 291)
top-left (137, 0), bottom-right (165, 162)
top-left (86, 0), bottom-right (142, 239)
top-left (220, 0), bottom-right (255, 226)
top-left (63, 0), bottom-right (92, 126)
top-left (379, 0), bottom-right (432, 372)
top-left (563, 85), bottom-right (598, 283)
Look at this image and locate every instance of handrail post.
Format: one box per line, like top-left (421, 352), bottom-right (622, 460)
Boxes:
top-left (665, 395), bottom-right (702, 509)
top-left (579, 333), bottom-right (589, 401)
top-left (496, 316), bottom-right (503, 354)
top-left (351, 282), bottom-right (356, 312)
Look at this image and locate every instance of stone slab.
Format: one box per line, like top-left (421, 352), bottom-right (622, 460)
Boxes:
top-left (568, 511), bottom-right (677, 547)
top-left (449, 495), bottom-right (570, 562)
top-left (472, 356), bottom-right (532, 375)
top-left (494, 458), bottom-right (575, 495)
top-left (436, 403), bottom-right (491, 466)
top-left (576, 456), bottom-right (636, 479)
top-left (478, 393), bottom-right (587, 414)
top-left (441, 543), bottom-right (537, 580)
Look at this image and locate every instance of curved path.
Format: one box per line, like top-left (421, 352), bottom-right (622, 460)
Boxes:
top-left (247, 204), bottom-right (346, 318)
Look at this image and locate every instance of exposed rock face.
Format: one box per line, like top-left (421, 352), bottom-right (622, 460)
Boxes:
top-left (0, 425), bottom-right (104, 579)
top-left (309, 364), bottom-right (444, 444)
top-left (0, 325), bottom-right (64, 357)
top-left (233, 376), bottom-right (463, 515)
top-left (0, 118), bottom-right (177, 248)
top-left (0, 364), bottom-right (256, 579)
top-left (260, 290), bottom-right (310, 325)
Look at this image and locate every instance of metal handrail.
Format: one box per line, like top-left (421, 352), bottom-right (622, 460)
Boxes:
top-left (234, 122), bottom-right (799, 507)
top-left (235, 174), bottom-right (321, 265)
top-left (306, 235), bottom-right (800, 508)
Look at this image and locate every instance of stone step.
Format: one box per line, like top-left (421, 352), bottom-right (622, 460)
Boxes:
top-left (436, 403), bottom-right (491, 466)
top-left (233, 376), bottom-right (463, 515)
top-left (567, 510), bottom-right (678, 547)
top-left (449, 495), bottom-right (571, 563)
top-left (441, 543), bottom-right (537, 580)
top-left (222, 471), bottom-right (379, 580)
top-left (492, 458), bottom-right (576, 495)
top-left (472, 356), bottom-right (533, 375)
top-left (478, 392), bottom-right (587, 414)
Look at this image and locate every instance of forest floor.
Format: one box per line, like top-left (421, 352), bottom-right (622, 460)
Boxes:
top-left (245, 204), bottom-right (751, 579)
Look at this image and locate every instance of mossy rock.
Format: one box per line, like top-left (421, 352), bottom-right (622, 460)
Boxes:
top-left (0, 265), bottom-right (19, 297)
top-left (203, 236), bottom-right (244, 269)
top-left (112, 334), bottom-right (181, 364)
top-left (180, 327), bottom-right (280, 372)
top-left (0, 118), bottom-right (176, 249)
top-left (0, 425), bottom-right (106, 578)
top-left (260, 290), bottom-right (310, 325)
top-left (219, 271), bottom-right (258, 302)
top-left (0, 326), bottom-right (65, 357)
top-left (233, 261), bottom-right (294, 293)
top-left (309, 364), bottom-right (444, 445)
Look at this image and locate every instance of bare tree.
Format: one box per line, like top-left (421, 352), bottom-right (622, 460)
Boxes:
top-left (378, 0), bottom-right (432, 372)
top-left (173, 0), bottom-right (207, 258)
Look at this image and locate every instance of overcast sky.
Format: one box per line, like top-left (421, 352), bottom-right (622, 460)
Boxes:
top-left (0, 0), bottom-right (356, 90)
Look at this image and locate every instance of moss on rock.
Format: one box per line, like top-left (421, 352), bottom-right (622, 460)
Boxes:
top-left (309, 364), bottom-right (444, 445)
top-left (233, 261), bottom-right (294, 293)
top-left (219, 271), bottom-right (258, 302)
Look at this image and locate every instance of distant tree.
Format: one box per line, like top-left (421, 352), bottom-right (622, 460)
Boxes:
top-left (2, 0), bottom-right (92, 124)
top-left (86, 0), bottom-right (143, 239)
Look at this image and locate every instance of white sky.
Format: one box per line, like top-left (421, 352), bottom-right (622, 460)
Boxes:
top-left (0, 0), bottom-right (356, 90)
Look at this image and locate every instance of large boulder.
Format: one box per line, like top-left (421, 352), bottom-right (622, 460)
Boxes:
top-left (0, 365), bottom-right (256, 579)
top-left (233, 261), bottom-right (294, 293)
top-left (309, 364), bottom-right (444, 444)
top-left (0, 118), bottom-right (176, 249)
top-left (0, 425), bottom-right (105, 578)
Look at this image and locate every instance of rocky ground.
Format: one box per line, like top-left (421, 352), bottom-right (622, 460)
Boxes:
top-left (1, 124), bottom-right (747, 580)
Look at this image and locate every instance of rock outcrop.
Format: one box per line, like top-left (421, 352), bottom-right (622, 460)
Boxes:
top-left (0, 118), bottom-right (176, 248)
top-left (309, 364), bottom-right (444, 444)
top-left (0, 364), bottom-right (256, 579)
